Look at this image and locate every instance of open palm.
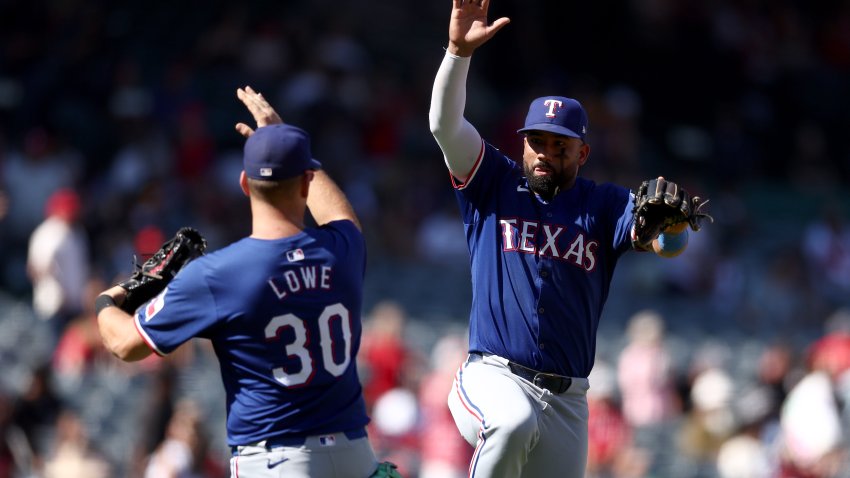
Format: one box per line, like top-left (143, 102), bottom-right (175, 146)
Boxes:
top-left (448, 0), bottom-right (510, 56)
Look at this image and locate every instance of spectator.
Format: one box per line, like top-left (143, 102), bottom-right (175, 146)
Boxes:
top-left (715, 385), bottom-right (777, 478)
top-left (778, 368), bottom-right (845, 477)
top-left (808, 308), bottom-right (850, 383)
top-left (2, 127), bottom-right (80, 245)
top-left (677, 367), bottom-right (736, 473)
top-left (801, 202), bottom-right (850, 304)
top-left (417, 332), bottom-right (473, 478)
top-left (130, 364), bottom-right (179, 478)
top-left (26, 188), bottom-right (89, 340)
top-left (586, 361), bottom-right (650, 478)
top-left (369, 386), bottom-right (420, 477)
top-left (143, 399), bottom-right (225, 478)
top-left (755, 342), bottom-right (795, 422)
top-left (52, 276), bottom-right (112, 391)
top-left (415, 196), bottom-right (469, 267)
top-left (775, 311), bottom-right (850, 477)
top-left (617, 310), bottom-right (679, 428)
top-left (42, 408), bottom-right (112, 478)
top-left (10, 363), bottom-right (61, 473)
top-left (359, 300), bottom-right (411, 411)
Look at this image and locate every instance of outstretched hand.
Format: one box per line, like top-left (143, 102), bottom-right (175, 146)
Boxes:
top-left (448, 0), bottom-right (510, 57)
top-left (235, 86), bottom-right (283, 138)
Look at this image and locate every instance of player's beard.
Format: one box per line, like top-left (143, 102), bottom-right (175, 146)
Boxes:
top-left (524, 163), bottom-right (560, 201)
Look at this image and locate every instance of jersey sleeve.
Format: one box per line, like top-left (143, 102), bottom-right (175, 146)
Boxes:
top-left (319, 219), bottom-right (366, 274)
top-left (453, 142), bottom-right (517, 224)
top-left (607, 184), bottom-right (636, 255)
top-left (134, 259), bottom-right (217, 356)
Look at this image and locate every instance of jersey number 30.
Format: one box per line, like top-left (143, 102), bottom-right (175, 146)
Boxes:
top-left (264, 303), bottom-right (352, 387)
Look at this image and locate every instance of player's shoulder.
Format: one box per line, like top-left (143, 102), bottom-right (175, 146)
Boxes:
top-left (579, 178), bottom-right (630, 198)
top-left (574, 178), bottom-right (632, 216)
top-left (181, 238), bottom-right (255, 274)
top-left (313, 219), bottom-right (366, 252)
top-left (315, 219), bottom-right (363, 242)
top-left (479, 140), bottom-right (519, 172)
top-left (320, 218), bottom-right (362, 234)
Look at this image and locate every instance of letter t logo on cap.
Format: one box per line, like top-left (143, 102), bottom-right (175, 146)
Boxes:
top-left (543, 99), bottom-right (563, 118)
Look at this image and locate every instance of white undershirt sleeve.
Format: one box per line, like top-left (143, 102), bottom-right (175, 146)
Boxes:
top-left (428, 52), bottom-right (483, 182)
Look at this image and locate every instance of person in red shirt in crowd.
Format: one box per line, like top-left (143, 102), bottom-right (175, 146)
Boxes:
top-left (586, 361), bottom-right (650, 478)
top-left (808, 308), bottom-right (850, 382)
top-left (418, 333), bottom-right (474, 478)
top-left (777, 308), bottom-right (850, 478)
top-left (359, 300), bottom-right (411, 410)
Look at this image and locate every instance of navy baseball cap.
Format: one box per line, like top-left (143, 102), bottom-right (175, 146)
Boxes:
top-left (517, 96), bottom-right (588, 141)
top-left (243, 124), bottom-right (322, 180)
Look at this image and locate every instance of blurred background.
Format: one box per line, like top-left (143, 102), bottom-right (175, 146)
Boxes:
top-left (0, 0), bottom-right (849, 477)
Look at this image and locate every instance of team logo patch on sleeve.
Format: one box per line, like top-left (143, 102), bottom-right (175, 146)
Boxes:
top-left (141, 289), bottom-right (167, 322)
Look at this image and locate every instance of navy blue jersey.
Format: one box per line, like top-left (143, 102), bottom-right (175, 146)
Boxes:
top-left (134, 220), bottom-right (369, 446)
top-left (454, 142), bottom-right (634, 377)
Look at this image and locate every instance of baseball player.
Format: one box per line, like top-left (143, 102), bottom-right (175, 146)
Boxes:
top-left (96, 87), bottom-right (400, 478)
top-left (429, 1), bottom-right (709, 477)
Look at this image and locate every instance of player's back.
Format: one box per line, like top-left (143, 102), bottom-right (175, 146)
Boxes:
top-left (197, 220), bottom-right (368, 444)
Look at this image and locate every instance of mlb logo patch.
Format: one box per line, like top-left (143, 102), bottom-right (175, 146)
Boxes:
top-left (286, 248), bottom-right (305, 262)
top-left (260, 167), bottom-right (273, 177)
top-left (318, 435), bottom-right (336, 447)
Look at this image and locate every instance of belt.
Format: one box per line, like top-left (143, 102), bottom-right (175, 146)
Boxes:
top-left (231, 427), bottom-right (368, 456)
top-left (468, 352), bottom-right (572, 394)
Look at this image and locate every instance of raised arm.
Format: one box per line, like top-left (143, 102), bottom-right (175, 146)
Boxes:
top-left (306, 170), bottom-right (361, 230)
top-left (235, 86), bottom-right (360, 230)
top-left (429, 0), bottom-right (510, 182)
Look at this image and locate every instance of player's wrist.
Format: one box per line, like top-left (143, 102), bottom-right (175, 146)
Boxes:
top-left (446, 42), bottom-right (474, 57)
top-left (95, 294), bottom-right (117, 316)
top-left (629, 227), bottom-right (653, 251)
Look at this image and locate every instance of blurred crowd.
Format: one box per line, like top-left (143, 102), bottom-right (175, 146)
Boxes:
top-left (1, 0), bottom-right (849, 477)
top-left (1, 295), bottom-right (849, 478)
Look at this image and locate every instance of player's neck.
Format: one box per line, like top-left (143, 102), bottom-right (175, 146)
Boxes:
top-left (249, 200), bottom-right (306, 239)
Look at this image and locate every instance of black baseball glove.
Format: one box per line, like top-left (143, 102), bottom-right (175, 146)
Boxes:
top-left (631, 177), bottom-right (712, 250)
top-left (118, 227), bottom-right (207, 313)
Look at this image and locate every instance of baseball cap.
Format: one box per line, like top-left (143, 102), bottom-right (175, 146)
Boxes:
top-left (243, 124), bottom-right (322, 180)
top-left (517, 96), bottom-right (588, 141)
top-left (45, 188), bottom-right (81, 220)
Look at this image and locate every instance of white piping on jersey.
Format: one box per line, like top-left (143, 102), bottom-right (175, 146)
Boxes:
top-left (134, 314), bottom-right (166, 356)
top-left (452, 139), bottom-right (485, 190)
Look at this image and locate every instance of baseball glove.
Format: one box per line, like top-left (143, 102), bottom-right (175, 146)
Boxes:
top-left (118, 227), bottom-right (207, 313)
top-left (631, 177), bottom-right (712, 250)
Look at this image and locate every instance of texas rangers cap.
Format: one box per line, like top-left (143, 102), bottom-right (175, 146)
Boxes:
top-left (243, 124), bottom-right (322, 180)
top-left (517, 96), bottom-right (588, 141)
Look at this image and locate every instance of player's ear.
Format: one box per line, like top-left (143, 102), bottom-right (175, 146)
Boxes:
top-left (239, 171), bottom-right (250, 197)
top-left (577, 142), bottom-right (590, 166)
top-left (299, 170), bottom-right (314, 199)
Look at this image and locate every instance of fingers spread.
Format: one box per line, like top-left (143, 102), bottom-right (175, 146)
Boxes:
top-left (236, 85), bottom-right (283, 129)
top-left (489, 16), bottom-right (511, 32)
top-left (235, 123), bottom-right (254, 138)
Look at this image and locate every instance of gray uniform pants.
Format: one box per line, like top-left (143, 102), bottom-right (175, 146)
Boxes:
top-left (448, 353), bottom-right (590, 478)
top-left (229, 430), bottom-right (378, 478)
